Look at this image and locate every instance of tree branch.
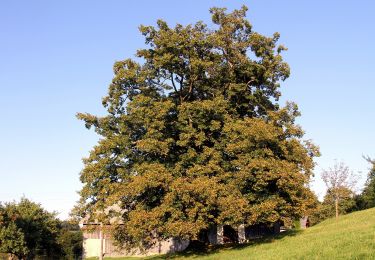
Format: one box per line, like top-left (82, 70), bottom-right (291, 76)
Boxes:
top-left (171, 72), bottom-right (182, 103)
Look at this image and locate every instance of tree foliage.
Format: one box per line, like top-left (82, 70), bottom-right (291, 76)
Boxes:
top-left (76, 6), bottom-right (319, 250)
top-left (309, 186), bottom-right (356, 225)
top-left (0, 198), bottom-right (61, 259)
top-left (357, 157), bottom-right (375, 209)
top-left (58, 221), bottom-right (83, 260)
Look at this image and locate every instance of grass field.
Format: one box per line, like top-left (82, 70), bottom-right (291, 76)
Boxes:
top-left (87, 207), bottom-right (375, 259)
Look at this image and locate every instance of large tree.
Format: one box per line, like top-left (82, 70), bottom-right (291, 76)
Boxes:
top-left (76, 6), bottom-right (319, 250)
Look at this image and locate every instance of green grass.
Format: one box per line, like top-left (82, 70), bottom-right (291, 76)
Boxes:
top-left (87, 207), bottom-right (375, 259)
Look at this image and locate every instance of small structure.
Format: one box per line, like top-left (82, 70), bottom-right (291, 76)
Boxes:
top-left (300, 216), bottom-right (310, 229)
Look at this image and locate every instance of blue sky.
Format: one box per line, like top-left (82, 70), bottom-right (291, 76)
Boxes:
top-left (1, 1), bottom-right (374, 219)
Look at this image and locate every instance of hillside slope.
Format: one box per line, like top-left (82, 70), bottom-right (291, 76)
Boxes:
top-left (186, 208), bottom-right (375, 260)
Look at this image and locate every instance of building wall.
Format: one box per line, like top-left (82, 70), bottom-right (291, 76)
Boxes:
top-left (83, 239), bottom-right (103, 258)
top-left (82, 230), bottom-right (189, 258)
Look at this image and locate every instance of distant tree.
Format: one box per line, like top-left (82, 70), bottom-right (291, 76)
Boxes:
top-left (0, 220), bottom-right (28, 259)
top-left (321, 161), bottom-right (358, 219)
top-left (308, 202), bottom-right (325, 226)
top-left (58, 220), bottom-right (83, 260)
top-left (358, 157), bottom-right (375, 209)
top-left (0, 198), bottom-right (62, 259)
top-left (76, 6), bottom-right (319, 250)
top-left (309, 186), bottom-right (356, 225)
top-left (324, 186), bottom-right (356, 215)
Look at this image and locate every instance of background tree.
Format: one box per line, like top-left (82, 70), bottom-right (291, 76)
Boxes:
top-left (0, 198), bottom-right (62, 259)
top-left (0, 218), bottom-right (28, 259)
top-left (356, 157), bottom-right (375, 209)
top-left (309, 186), bottom-right (356, 225)
top-left (57, 220), bottom-right (83, 260)
top-left (321, 161), bottom-right (357, 219)
top-left (76, 6), bottom-right (319, 250)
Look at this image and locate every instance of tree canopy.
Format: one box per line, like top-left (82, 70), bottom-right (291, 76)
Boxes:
top-left (76, 6), bottom-right (319, 250)
top-left (0, 198), bottom-right (61, 259)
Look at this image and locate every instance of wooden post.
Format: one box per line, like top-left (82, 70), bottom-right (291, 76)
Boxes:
top-left (217, 225), bottom-right (224, 245)
top-left (335, 198), bottom-right (339, 219)
top-left (99, 223), bottom-right (104, 260)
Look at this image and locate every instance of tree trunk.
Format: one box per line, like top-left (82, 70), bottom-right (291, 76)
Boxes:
top-left (335, 197), bottom-right (339, 219)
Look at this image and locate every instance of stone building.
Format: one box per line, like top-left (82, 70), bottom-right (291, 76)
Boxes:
top-left (80, 204), bottom-right (189, 258)
top-left (80, 203), bottom-right (282, 257)
top-left (81, 222), bottom-right (189, 258)
top-left (80, 221), bottom-right (281, 258)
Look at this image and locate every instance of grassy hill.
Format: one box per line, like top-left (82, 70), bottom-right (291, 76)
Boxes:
top-left (88, 207), bottom-right (375, 259)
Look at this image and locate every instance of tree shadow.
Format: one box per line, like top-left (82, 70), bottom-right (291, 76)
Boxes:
top-left (146, 229), bottom-right (302, 259)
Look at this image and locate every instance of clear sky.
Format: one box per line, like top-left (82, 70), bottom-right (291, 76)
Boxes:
top-left (1, 1), bottom-right (374, 219)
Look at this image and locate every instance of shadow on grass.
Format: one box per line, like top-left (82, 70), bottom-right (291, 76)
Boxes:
top-left (146, 229), bottom-right (302, 259)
